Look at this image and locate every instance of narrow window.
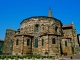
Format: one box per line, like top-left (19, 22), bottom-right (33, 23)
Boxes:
top-left (52, 38), bottom-right (56, 44)
top-left (42, 27), bottom-right (44, 30)
top-left (55, 26), bottom-right (58, 33)
top-left (35, 38), bottom-right (38, 48)
top-left (34, 24), bottom-right (39, 32)
top-left (16, 39), bottom-right (18, 45)
top-left (27, 39), bottom-right (30, 46)
top-left (42, 24), bottom-right (44, 31)
top-left (42, 39), bottom-right (44, 46)
top-left (65, 41), bottom-right (67, 47)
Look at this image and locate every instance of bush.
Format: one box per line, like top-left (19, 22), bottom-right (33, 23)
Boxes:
top-left (26, 57), bottom-right (28, 59)
top-left (14, 57), bottom-right (18, 60)
top-left (6, 56), bottom-right (8, 58)
top-left (19, 56), bottom-right (24, 59)
top-left (36, 55), bottom-right (40, 59)
top-left (43, 56), bottom-right (46, 58)
top-left (41, 56), bottom-right (45, 59)
top-left (10, 56), bottom-right (14, 59)
top-left (23, 55), bottom-right (26, 58)
top-left (7, 56), bottom-right (11, 58)
top-left (25, 54), bottom-right (32, 59)
top-left (47, 56), bottom-right (52, 59)
top-left (26, 55), bottom-right (32, 59)
top-left (0, 56), bottom-right (5, 59)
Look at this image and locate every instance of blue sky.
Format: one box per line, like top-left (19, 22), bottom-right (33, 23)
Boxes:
top-left (0, 0), bottom-right (80, 40)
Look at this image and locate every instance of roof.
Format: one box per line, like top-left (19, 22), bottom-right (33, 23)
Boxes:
top-left (20, 16), bottom-right (63, 26)
top-left (62, 24), bottom-right (73, 29)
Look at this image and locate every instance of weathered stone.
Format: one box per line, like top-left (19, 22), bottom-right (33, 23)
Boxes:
top-left (2, 12), bottom-right (78, 56)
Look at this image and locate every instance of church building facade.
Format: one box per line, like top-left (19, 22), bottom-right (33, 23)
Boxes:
top-left (2, 9), bottom-right (78, 56)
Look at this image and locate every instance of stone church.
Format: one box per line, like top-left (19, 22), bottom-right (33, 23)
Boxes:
top-left (2, 8), bottom-right (78, 56)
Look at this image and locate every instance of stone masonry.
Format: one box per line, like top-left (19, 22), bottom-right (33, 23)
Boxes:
top-left (2, 9), bottom-right (78, 56)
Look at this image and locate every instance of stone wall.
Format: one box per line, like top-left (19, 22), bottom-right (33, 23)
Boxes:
top-left (2, 29), bottom-right (16, 54)
top-left (62, 25), bottom-right (78, 55)
top-left (3, 16), bottom-right (78, 56)
top-left (12, 17), bottom-right (62, 55)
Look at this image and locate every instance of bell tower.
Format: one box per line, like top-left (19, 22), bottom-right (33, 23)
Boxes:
top-left (48, 7), bottom-right (52, 17)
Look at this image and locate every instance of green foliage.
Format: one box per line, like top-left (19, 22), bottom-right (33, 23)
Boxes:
top-left (19, 56), bottom-right (24, 59)
top-left (27, 55), bottom-right (32, 59)
top-left (47, 56), bottom-right (52, 59)
top-left (26, 57), bottom-right (28, 59)
top-left (41, 56), bottom-right (45, 59)
top-left (36, 55), bottom-right (40, 59)
top-left (10, 56), bottom-right (14, 59)
top-left (23, 55), bottom-right (27, 58)
top-left (7, 56), bottom-right (11, 58)
top-left (14, 57), bottom-right (18, 60)
top-left (6, 58), bottom-right (9, 60)
top-left (0, 56), bottom-right (6, 59)
top-left (0, 55), bottom-right (55, 60)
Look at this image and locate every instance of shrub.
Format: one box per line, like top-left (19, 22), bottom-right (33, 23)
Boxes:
top-left (14, 57), bottom-right (18, 60)
top-left (26, 57), bottom-right (28, 59)
top-left (28, 56), bottom-right (31, 59)
top-left (43, 56), bottom-right (46, 58)
top-left (27, 55), bottom-right (32, 59)
top-left (36, 55), bottom-right (41, 59)
top-left (41, 56), bottom-right (44, 59)
top-left (7, 56), bottom-right (11, 58)
top-left (10, 56), bottom-right (14, 59)
top-left (19, 56), bottom-right (24, 59)
top-left (23, 55), bottom-right (26, 58)
top-left (48, 56), bottom-right (52, 59)
top-left (0, 56), bottom-right (5, 59)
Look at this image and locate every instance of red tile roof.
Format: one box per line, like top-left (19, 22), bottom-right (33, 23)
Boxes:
top-left (62, 24), bottom-right (73, 28)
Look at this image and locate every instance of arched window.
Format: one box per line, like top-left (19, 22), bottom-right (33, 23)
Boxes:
top-left (34, 24), bottom-right (39, 32)
top-left (16, 39), bottom-right (18, 45)
top-left (52, 38), bottom-right (56, 44)
top-left (42, 39), bottom-right (44, 46)
top-left (55, 26), bottom-right (58, 33)
top-left (42, 24), bottom-right (44, 31)
top-left (27, 39), bottom-right (30, 46)
top-left (65, 41), bottom-right (67, 47)
top-left (34, 38), bottom-right (38, 48)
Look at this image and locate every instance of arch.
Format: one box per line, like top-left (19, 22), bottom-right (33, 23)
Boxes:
top-left (42, 39), bottom-right (44, 46)
top-left (42, 24), bottom-right (44, 30)
top-left (34, 37), bottom-right (38, 48)
top-left (55, 26), bottom-right (58, 32)
top-left (34, 24), bottom-right (39, 32)
top-left (16, 39), bottom-right (18, 45)
top-left (65, 41), bottom-right (67, 47)
top-left (26, 38), bottom-right (31, 46)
